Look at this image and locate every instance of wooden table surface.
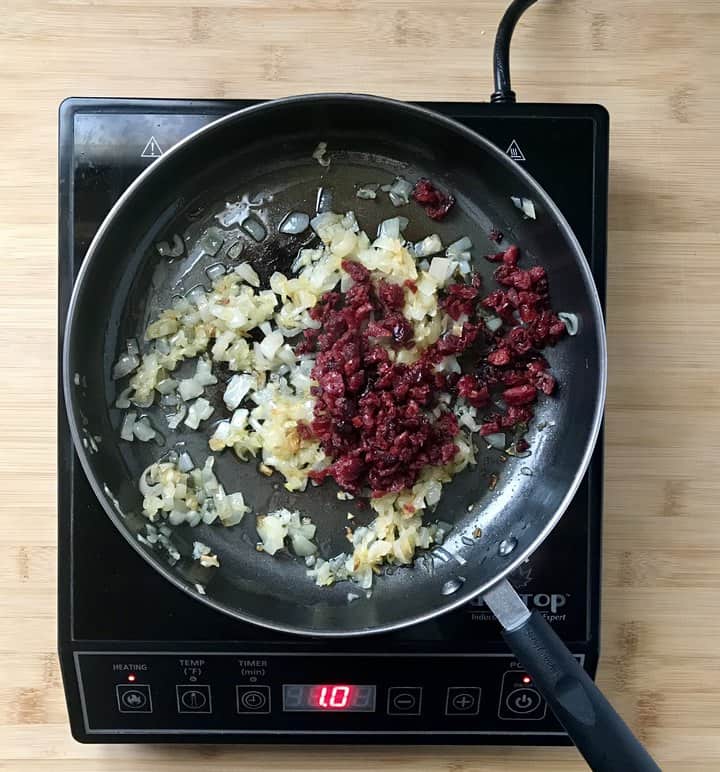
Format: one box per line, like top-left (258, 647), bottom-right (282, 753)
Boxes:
top-left (2, 0), bottom-right (719, 769)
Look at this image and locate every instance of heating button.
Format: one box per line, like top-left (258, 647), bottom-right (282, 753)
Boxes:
top-left (116, 683), bottom-right (152, 713)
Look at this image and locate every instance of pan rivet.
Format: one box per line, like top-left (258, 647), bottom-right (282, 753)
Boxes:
top-left (498, 537), bottom-right (518, 556)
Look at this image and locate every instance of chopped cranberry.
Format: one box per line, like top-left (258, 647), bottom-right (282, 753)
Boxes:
top-left (502, 405), bottom-right (534, 427)
top-left (488, 348), bottom-right (512, 366)
top-left (503, 245), bottom-right (520, 267)
top-left (480, 416), bottom-right (502, 436)
top-left (347, 371), bottom-right (366, 392)
top-left (489, 228), bottom-right (504, 243)
top-left (441, 283), bottom-right (479, 320)
top-left (516, 438), bottom-right (530, 453)
top-left (486, 244), bottom-right (520, 267)
top-left (378, 280), bottom-right (405, 310)
top-left (411, 178), bottom-right (440, 205)
top-left (436, 410), bottom-right (460, 438)
top-left (457, 374), bottom-right (491, 408)
top-left (297, 223), bottom-right (566, 497)
top-left (503, 384), bottom-right (537, 406)
top-left (507, 327), bottom-right (532, 355)
top-left (392, 317), bottom-right (414, 345)
top-left (527, 357), bottom-right (548, 374)
top-left (534, 371), bottom-right (557, 395)
top-left (529, 266), bottom-right (546, 282)
top-left (322, 370), bottom-right (345, 397)
top-left (482, 289), bottom-right (515, 321)
top-left (527, 311), bottom-right (566, 347)
top-left (411, 177), bottom-right (455, 221)
top-left (426, 324), bottom-right (479, 362)
top-left (341, 259), bottom-right (370, 283)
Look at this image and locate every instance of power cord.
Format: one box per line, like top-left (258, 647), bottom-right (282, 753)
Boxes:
top-left (490, 0), bottom-right (539, 104)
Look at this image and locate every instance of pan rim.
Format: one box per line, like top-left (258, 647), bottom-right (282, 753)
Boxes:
top-left (62, 92), bottom-right (607, 637)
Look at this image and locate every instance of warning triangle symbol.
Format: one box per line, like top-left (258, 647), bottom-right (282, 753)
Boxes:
top-left (506, 139), bottom-right (526, 162)
top-left (141, 136), bottom-right (164, 159)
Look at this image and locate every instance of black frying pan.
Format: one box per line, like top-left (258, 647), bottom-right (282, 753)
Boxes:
top-left (63, 94), bottom-right (657, 769)
top-left (66, 95), bottom-right (602, 636)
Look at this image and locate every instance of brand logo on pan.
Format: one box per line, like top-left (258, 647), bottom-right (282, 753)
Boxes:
top-left (470, 592), bottom-right (568, 614)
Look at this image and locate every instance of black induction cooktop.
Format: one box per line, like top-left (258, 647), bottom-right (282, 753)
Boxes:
top-left (58, 97), bottom-right (608, 744)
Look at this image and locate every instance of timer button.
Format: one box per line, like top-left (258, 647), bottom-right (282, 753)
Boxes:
top-left (236, 684), bottom-right (271, 714)
top-left (387, 687), bottom-right (422, 716)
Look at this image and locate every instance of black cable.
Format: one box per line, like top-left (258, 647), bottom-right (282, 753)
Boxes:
top-left (491, 0), bottom-right (539, 104)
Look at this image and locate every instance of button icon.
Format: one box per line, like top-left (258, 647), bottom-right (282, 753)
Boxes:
top-left (116, 683), bottom-right (152, 713)
top-left (387, 687), bottom-right (422, 716)
top-left (498, 671), bottom-right (547, 720)
top-left (236, 684), bottom-right (271, 714)
top-left (445, 686), bottom-right (481, 716)
top-left (506, 688), bottom-right (541, 714)
top-left (176, 684), bottom-right (212, 714)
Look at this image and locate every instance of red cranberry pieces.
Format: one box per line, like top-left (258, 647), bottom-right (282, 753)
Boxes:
top-left (411, 177), bottom-right (455, 220)
top-left (302, 264), bottom-right (462, 496)
top-left (377, 279), bottom-right (405, 310)
top-left (441, 283), bottom-right (479, 320)
top-left (457, 375), bottom-right (491, 408)
top-left (298, 237), bottom-right (566, 497)
top-left (503, 384), bottom-right (537, 406)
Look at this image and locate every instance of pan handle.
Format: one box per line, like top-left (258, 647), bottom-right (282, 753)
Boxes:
top-left (484, 580), bottom-right (661, 771)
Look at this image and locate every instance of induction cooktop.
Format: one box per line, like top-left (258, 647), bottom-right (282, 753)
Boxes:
top-left (58, 97), bottom-right (608, 744)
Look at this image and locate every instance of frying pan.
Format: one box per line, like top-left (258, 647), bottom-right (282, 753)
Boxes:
top-left (62, 94), bottom-right (657, 769)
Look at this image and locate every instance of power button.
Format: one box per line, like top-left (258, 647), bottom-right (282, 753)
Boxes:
top-left (498, 671), bottom-right (547, 720)
top-left (506, 688), bottom-right (542, 714)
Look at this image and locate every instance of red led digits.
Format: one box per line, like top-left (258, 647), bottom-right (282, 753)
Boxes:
top-left (314, 685), bottom-right (353, 709)
top-left (283, 684), bottom-right (375, 712)
top-left (329, 685), bottom-right (350, 707)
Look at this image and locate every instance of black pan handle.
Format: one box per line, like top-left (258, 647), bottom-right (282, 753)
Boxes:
top-left (484, 581), bottom-right (661, 771)
top-left (504, 611), bottom-right (660, 770)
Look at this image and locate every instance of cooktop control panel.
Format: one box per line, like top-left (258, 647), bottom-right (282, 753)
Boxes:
top-left (74, 651), bottom-right (583, 740)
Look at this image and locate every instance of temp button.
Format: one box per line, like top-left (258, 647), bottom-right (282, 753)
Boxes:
top-left (176, 684), bottom-right (212, 714)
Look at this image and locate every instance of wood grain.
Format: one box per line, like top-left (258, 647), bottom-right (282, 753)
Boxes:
top-left (1, 0), bottom-right (719, 769)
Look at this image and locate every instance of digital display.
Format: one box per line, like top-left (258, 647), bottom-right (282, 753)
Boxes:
top-left (282, 684), bottom-right (376, 712)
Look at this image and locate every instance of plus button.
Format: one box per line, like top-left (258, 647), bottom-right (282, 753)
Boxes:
top-left (446, 687), bottom-right (481, 716)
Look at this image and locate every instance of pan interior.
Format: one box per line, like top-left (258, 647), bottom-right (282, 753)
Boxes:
top-left (65, 97), bottom-right (604, 635)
